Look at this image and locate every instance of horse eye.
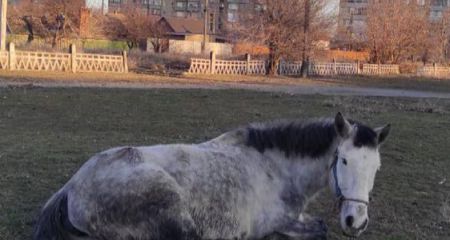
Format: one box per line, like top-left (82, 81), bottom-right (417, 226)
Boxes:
top-left (342, 158), bottom-right (348, 165)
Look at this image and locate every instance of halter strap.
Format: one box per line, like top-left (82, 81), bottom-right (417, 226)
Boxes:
top-left (331, 151), bottom-right (369, 206)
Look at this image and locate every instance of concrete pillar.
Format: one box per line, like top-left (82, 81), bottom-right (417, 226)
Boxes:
top-left (245, 53), bottom-right (251, 75)
top-left (0, 0), bottom-right (7, 51)
top-left (8, 42), bottom-right (15, 70)
top-left (71, 44), bottom-right (77, 73)
top-left (123, 50), bottom-right (128, 73)
top-left (210, 51), bottom-right (216, 74)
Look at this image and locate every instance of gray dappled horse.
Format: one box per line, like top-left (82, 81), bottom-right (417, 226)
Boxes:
top-left (33, 113), bottom-right (390, 240)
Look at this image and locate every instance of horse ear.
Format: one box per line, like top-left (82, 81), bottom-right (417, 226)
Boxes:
top-left (375, 124), bottom-right (391, 145)
top-left (335, 112), bottom-right (352, 138)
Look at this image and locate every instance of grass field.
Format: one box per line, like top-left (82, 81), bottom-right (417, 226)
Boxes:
top-left (0, 86), bottom-right (449, 240)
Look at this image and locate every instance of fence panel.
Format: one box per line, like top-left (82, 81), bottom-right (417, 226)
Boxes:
top-left (188, 57), bottom-right (266, 75)
top-left (187, 55), bottom-right (404, 77)
top-left (0, 52), bottom-right (8, 70)
top-left (336, 63), bottom-right (359, 75)
top-left (418, 66), bottom-right (450, 78)
top-left (362, 64), bottom-right (399, 75)
top-left (279, 61), bottom-right (302, 75)
top-left (188, 58), bottom-right (211, 74)
top-left (248, 60), bottom-right (266, 75)
top-left (76, 53), bottom-right (124, 73)
top-left (15, 51), bottom-right (71, 72)
top-left (215, 60), bottom-right (247, 75)
top-left (309, 63), bottom-right (334, 75)
top-left (308, 62), bottom-right (358, 76)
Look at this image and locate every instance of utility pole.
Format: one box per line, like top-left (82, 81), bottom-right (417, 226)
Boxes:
top-left (300, 0), bottom-right (310, 78)
top-left (0, 0), bottom-right (7, 51)
top-left (202, 0), bottom-right (208, 54)
top-left (101, 0), bottom-right (105, 15)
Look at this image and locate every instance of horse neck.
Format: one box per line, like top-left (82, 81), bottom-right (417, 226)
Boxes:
top-left (275, 141), bottom-right (339, 198)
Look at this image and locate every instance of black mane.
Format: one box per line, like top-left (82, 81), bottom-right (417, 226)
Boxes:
top-left (245, 120), bottom-right (337, 158)
top-left (245, 119), bottom-right (378, 158)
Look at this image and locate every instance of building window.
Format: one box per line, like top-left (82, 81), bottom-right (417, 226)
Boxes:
top-left (228, 12), bottom-right (237, 22)
top-left (228, 3), bottom-right (239, 10)
top-left (188, 1), bottom-right (200, 11)
top-left (218, 17), bottom-right (223, 30)
top-left (175, 11), bottom-right (186, 17)
top-left (209, 13), bottom-right (215, 33)
top-left (175, 1), bottom-right (187, 10)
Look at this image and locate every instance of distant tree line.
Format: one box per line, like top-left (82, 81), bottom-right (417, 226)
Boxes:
top-left (8, 0), bottom-right (164, 51)
top-left (234, 0), bottom-right (333, 75)
top-left (340, 0), bottom-right (450, 65)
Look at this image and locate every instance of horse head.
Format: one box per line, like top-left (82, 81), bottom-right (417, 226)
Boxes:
top-left (330, 113), bottom-right (391, 237)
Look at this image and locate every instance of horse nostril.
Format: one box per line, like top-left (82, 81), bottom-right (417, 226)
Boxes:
top-left (345, 215), bottom-right (354, 228)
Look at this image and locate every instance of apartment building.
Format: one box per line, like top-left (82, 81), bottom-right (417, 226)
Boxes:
top-left (431, 0), bottom-right (450, 19)
top-left (95, 0), bottom-right (252, 34)
top-left (336, 0), bottom-right (450, 48)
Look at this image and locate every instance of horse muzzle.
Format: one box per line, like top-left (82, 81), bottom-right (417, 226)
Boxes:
top-left (340, 200), bottom-right (369, 238)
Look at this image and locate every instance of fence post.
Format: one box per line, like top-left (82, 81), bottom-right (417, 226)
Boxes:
top-left (70, 44), bottom-right (77, 73)
top-left (210, 51), bottom-right (216, 74)
top-left (122, 50), bottom-right (128, 73)
top-left (8, 42), bottom-right (15, 70)
top-left (246, 53), bottom-right (251, 75)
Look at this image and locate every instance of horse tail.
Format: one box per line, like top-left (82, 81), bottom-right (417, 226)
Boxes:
top-left (33, 191), bottom-right (89, 240)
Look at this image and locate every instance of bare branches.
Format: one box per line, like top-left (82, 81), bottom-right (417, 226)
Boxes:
top-left (365, 0), bottom-right (430, 64)
top-left (235, 0), bottom-right (332, 75)
top-left (12, 0), bottom-right (84, 47)
top-left (118, 3), bottom-right (165, 51)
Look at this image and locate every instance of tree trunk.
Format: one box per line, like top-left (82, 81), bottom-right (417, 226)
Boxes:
top-left (22, 16), bottom-right (34, 43)
top-left (269, 56), bottom-right (280, 75)
top-left (267, 42), bottom-right (279, 75)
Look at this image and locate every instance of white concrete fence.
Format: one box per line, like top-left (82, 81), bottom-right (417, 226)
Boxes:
top-left (0, 43), bottom-right (128, 73)
top-left (188, 52), bottom-right (401, 76)
top-left (188, 52), bottom-right (266, 75)
top-left (417, 64), bottom-right (450, 78)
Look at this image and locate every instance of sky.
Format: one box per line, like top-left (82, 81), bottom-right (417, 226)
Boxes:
top-left (325, 0), bottom-right (340, 17)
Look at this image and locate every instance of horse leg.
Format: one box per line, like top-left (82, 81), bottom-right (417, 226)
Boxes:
top-left (265, 218), bottom-right (328, 240)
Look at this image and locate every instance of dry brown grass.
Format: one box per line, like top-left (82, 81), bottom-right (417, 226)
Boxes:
top-left (1, 70), bottom-right (450, 96)
top-left (127, 51), bottom-right (191, 74)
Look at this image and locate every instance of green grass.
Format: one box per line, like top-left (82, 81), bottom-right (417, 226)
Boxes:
top-left (0, 87), bottom-right (449, 240)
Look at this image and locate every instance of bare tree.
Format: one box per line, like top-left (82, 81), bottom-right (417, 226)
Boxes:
top-left (10, 0), bottom-right (40, 43)
top-left (40, 0), bottom-right (84, 47)
top-left (12, 0), bottom-right (83, 47)
top-left (235, 0), bottom-right (332, 75)
top-left (365, 0), bottom-right (430, 64)
top-left (429, 8), bottom-right (450, 64)
top-left (120, 4), bottom-right (162, 50)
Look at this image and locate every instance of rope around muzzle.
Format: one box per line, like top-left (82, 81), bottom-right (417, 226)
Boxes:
top-left (331, 151), bottom-right (370, 213)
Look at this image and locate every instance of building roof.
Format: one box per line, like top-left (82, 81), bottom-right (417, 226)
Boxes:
top-left (159, 17), bottom-right (204, 35)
